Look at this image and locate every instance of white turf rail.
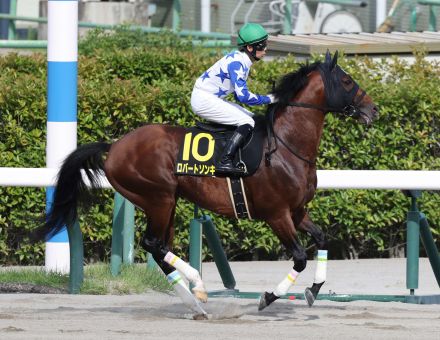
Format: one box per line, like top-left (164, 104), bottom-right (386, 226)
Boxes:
top-left (0, 168), bottom-right (112, 188)
top-left (317, 170), bottom-right (440, 190)
top-left (0, 168), bottom-right (439, 190)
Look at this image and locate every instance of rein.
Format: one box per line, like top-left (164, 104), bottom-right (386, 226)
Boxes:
top-left (265, 105), bottom-right (316, 166)
top-left (276, 134), bottom-right (316, 165)
top-left (287, 101), bottom-right (338, 113)
top-left (265, 90), bottom-right (367, 167)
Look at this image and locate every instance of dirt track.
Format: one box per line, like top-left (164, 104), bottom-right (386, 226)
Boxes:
top-left (1, 259), bottom-right (439, 339)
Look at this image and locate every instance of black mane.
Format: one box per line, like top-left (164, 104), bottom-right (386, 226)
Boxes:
top-left (272, 61), bottom-right (322, 107)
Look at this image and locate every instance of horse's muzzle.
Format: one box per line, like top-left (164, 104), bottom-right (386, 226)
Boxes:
top-left (358, 104), bottom-right (379, 125)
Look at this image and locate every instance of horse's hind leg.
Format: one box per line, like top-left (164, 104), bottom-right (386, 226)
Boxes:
top-left (259, 212), bottom-right (308, 311)
top-left (297, 212), bottom-right (328, 307)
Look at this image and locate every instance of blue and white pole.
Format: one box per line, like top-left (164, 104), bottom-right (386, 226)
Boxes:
top-left (45, 0), bottom-right (78, 273)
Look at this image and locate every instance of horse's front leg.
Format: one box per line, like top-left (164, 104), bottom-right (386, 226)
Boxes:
top-left (163, 250), bottom-right (207, 302)
top-left (143, 233), bottom-right (207, 297)
top-left (259, 213), bottom-right (307, 311)
top-left (296, 212), bottom-right (328, 307)
top-left (141, 215), bottom-right (208, 320)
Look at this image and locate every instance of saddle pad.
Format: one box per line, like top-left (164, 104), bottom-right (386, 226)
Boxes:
top-left (175, 118), bottom-right (266, 177)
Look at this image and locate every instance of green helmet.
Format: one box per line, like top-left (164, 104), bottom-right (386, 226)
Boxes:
top-left (237, 23), bottom-right (268, 47)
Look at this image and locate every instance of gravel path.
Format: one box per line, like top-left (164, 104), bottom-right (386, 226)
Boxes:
top-left (0, 258), bottom-right (439, 339)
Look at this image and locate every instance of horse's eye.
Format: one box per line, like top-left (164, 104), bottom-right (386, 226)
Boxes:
top-left (342, 77), bottom-right (352, 85)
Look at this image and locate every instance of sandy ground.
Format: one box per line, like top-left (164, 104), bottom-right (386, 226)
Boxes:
top-left (0, 258), bottom-right (439, 340)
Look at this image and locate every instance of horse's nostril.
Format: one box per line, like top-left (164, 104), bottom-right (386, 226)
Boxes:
top-left (373, 107), bottom-right (379, 116)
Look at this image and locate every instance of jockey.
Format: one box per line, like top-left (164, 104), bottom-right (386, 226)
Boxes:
top-left (191, 23), bottom-right (277, 175)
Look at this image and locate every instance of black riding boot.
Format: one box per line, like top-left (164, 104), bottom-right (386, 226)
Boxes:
top-left (216, 124), bottom-right (253, 175)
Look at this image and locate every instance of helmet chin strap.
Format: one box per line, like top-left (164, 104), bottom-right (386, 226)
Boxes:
top-left (245, 47), bottom-right (260, 62)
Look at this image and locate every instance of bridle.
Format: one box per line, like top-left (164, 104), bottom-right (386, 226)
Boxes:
top-left (286, 93), bottom-right (366, 118)
top-left (287, 65), bottom-right (367, 119)
top-left (265, 65), bottom-right (366, 166)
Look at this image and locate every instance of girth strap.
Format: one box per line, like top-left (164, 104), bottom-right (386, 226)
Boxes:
top-left (226, 177), bottom-right (252, 220)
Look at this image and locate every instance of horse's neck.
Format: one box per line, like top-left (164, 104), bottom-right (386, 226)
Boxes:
top-left (272, 71), bottom-right (327, 163)
top-left (274, 107), bottom-right (325, 162)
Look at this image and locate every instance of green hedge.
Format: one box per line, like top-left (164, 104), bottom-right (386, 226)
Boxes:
top-left (0, 30), bottom-right (439, 265)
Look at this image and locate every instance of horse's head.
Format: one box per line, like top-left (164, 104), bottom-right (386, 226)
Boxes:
top-left (319, 51), bottom-right (379, 125)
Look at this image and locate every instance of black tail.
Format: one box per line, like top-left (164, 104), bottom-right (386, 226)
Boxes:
top-left (32, 142), bottom-right (111, 242)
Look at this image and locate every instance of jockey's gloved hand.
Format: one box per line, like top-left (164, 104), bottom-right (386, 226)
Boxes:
top-left (267, 94), bottom-right (278, 103)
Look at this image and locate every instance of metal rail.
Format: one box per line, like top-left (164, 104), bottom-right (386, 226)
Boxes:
top-left (0, 13), bottom-right (231, 40)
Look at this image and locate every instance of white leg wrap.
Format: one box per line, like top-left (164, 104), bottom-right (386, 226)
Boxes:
top-left (164, 252), bottom-right (205, 291)
top-left (314, 249), bottom-right (328, 283)
top-left (166, 270), bottom-right (207, 315)
top-left (273, 269), bottom-right (299, 297)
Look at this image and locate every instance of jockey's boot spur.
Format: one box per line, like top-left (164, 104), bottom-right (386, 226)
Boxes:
top-left (215, 124), bottom-right (252, 175)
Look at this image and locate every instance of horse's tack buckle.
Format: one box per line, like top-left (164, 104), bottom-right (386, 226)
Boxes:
top-left (237, 149), bottom-right (248, 174)
top-left (236, 160), bottom-right (247, 174)
top-left (343, 105), bottom-right (359, 118)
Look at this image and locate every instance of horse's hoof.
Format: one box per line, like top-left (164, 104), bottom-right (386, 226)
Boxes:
top-left (304, 287), bottom-right (315, 307)
top-left (258, 294), bottom-right (268, 311)
top-left (193, 289), bottom-right (208, 303)
top-left (193, 313), bottom-right (209, 320)
top-left (258, 291), bottom-right (279, 311)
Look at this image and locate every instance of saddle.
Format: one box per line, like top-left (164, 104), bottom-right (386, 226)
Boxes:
top-left (175, 115), bottom-right (267, 177)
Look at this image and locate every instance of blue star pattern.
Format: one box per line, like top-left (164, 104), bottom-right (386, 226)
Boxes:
top-left (226, 51), bottom-right (239, 59)
top-left (214, 88), bottom-right (228, 97)
top-left (215, 68), bottom-right (229, 83)
top-left (243, 65), bottom-right (249, 77)
top-left (228, 61), bottom-right (270, 106)
top-left (193, 50), bottom-right (270, 105)
top-left (200, 71), bottom-right (210, 81)
top-left (233, 64), bottom-right (246, 80)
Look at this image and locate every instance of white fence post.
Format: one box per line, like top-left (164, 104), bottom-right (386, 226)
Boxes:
top-left (46, 0), bottom-right (78, 274)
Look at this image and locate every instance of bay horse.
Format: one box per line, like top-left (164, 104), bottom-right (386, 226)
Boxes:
top-left (34, 51), bottom-right (378, 319)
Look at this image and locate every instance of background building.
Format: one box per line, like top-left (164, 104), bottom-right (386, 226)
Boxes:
top-left (0, 1), bottom-right (438, 40)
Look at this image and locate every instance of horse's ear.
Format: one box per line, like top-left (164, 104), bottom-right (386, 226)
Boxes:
top-left (331, 50), bottom-right (339, 70)
top-left (325, 49), bottom-right (332, 65)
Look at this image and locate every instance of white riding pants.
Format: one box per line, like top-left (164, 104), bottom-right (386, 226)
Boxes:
top-left (191, 88), bottom-right (255, 127)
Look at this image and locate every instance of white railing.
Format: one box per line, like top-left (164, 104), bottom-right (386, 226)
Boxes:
top-left (317, 170), bottom-right (440, 190)
top-left (0, 168), bottom-right (112, 188)
top-left (0, 168), bottom-right (440, 190)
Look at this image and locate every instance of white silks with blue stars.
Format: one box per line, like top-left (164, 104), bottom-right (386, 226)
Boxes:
top-left (194, 50), bottom-right (271, 105)
top-left (191, 51), bottom-right (274, 127)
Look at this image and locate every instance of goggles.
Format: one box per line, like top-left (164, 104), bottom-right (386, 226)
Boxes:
top-left (253, 40), bottom-right (267, 51)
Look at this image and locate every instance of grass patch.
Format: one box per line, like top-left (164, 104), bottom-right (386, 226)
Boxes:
top-left (0, 267), bottom-right (69, 290)
top-left (0, 264), bottom-right (172, 294)
top-left (81, 263), bottom-right (172, 294)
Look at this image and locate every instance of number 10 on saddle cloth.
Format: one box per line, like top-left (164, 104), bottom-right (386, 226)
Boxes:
top-left (175, 128), bottom-right (217, 176)
top-left (175, 124), bottom-right (264, 177)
